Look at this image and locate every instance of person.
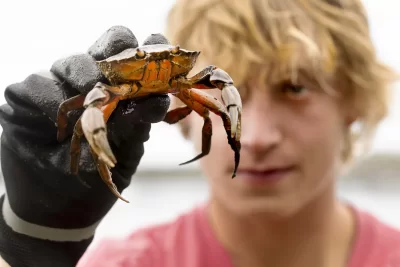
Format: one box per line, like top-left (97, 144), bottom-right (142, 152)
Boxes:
top-left (0, 0), bottom-right (399, 266)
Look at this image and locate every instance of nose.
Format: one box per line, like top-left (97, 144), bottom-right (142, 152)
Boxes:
top-left (240, 93), bottom-right (282, 155)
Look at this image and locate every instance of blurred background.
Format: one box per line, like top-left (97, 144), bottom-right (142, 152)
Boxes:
top-left (0, 0), bottom-right (399, 249)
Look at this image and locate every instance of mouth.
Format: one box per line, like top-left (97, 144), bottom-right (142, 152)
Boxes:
top-left (236, 166), bottom-right (295, 185)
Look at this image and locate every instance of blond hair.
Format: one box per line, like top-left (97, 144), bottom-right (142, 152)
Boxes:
top-left (165, 0), bottom-right (398, 163)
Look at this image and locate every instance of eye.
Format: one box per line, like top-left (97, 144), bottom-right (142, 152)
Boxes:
top-left (281, 83), bottom-right (309, 100)
top-left (234, 85), bottom-right (249, 104)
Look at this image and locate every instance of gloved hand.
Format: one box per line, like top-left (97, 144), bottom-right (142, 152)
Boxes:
top-left (0, 26), bottom-right (170, 267)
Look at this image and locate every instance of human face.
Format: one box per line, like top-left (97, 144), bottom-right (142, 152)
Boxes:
top-left (187, 68), bottom-right (351, 219)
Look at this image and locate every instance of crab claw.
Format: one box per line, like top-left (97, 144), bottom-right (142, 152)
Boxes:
top-left (222, 84), bottom-right (242, 178)
top-left (221, 84), bottom-right (242, 141)
top-left (80, 106), bottom-right (117, 168)
top-left (207, 67), bottom-right (242, 141)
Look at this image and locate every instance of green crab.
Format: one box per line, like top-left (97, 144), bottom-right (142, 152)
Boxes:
top-left (56, 37), bottom-right (242, 202)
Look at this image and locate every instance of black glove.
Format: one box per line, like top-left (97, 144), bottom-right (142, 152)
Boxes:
top-left (0, 26), bottom-right (171, 267)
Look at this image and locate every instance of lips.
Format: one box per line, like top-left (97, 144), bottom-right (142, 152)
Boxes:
top-left (236, 166), bottom-right (295, 184)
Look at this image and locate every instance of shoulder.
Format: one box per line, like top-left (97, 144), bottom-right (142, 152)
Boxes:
top-left (359, 209), bottom-right (400, 248)
top-left (349, 206), bottom-right (400, 266)
top-left (77, 204), bottom-right (207, 267)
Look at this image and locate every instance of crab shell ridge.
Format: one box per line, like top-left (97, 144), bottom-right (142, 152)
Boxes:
top-left (95, 44), bottom-right (201, 85)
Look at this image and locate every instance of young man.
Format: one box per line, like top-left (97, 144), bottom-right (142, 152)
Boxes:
top-left (0, 0), bottom-right (399, 266)
top-left (80, 0), bottom-right (400, 266)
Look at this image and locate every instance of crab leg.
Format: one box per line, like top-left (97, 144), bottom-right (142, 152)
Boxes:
top-left (80, 84), bottom-right (118, 167)
top-left (179, 66), bottom-right (242, 177)
top-left (175, 88), bottom-right (241, 178)
top-left (69, 98), bottom-right (119, 175)
top-left (56, 94), bottom-right (86, 142)
top-left (88, 146), bottom-right (129, 203)
top-left (70, 118), bottom-right (85, 174)
top-left (79, 83), bottom-right (132, 202)
top-left (172, 94), bottom-right (212, 165)
top-left (188, 65), bottom-right (242, 141)
top-left (163, 106), bottom-right (193, 124)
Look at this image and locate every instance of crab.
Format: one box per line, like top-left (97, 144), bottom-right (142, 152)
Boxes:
top-left (56, 38), bottom-right (242, 203)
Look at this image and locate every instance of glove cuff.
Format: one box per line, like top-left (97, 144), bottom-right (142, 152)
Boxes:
top-left (2, 194), bottom-right (100, 242)
top-left (0, 195), bottom-right (94, 267)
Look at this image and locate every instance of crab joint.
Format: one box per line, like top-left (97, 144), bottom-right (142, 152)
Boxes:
top-left (83, 83), bottom-right (108, 108)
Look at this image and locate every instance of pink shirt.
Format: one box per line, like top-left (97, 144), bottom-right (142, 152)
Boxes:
top-left (77, 203), bottom-right (400, 267)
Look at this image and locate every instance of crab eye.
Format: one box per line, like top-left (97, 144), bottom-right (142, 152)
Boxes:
top-left (136, 48), bottom-right (146, 58)
top-left (171, 45), bottom-right (180, 54)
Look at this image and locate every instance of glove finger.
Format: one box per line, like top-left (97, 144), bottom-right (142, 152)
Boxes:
top-left (51, 26), bottom-right (139, 94)
top-left (142, 33), bottom-right (170, 46)
top-left (50, 54), bottom-right (106, 95)
top-left (113, 94), bottom-right (171, 123)
top-left (88, 25), bottom-right (139, 60)
top-left (0, 74), bottom-right (77, 142)
top-left (110, 126), bottom-right (147, 180)
top-left (107, 95), bottom-right (170, 146)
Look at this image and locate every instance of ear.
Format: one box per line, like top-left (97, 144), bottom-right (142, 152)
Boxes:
top-left (342, 97), bottom-right (359, 127)
top-left (346, 114), bottom-right (358, 126)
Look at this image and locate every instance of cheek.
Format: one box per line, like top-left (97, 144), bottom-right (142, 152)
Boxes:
top-left (290, 101), bottom-right (344, 184)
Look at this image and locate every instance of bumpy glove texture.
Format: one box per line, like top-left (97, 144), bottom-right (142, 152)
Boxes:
top-left (0, 26), bottom-right (171, 267)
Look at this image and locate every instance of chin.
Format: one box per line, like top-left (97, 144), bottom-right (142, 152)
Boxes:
top-left (220, 191), bottom-right (302, 221)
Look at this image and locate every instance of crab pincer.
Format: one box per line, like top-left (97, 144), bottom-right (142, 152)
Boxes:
top-left (212, 70), bottom-right (242, 140)
top-left (81, 106), bottom-right (116, 169)
top-left (204, 68), bottom-right (242, 177)
top-left (220, 83), bottom-right (242, 177)
top-left (80, 83), bottom-right (128, 203)
top-left (211, 69), bottom-right (242, 178)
